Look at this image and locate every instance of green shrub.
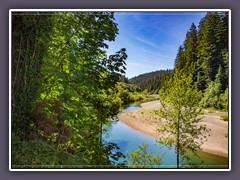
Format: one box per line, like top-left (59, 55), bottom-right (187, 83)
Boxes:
top-left (220, 115), bottom-right (228, 121)
top-left (200, 82), bottom-right (228, 110)
top-left (126, 144), bottom-right (164, 168)
top-left (220, 88), bottom-right (228, 111)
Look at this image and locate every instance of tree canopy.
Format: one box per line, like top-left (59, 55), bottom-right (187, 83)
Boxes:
top-left (174, 12), bottom-right (229, 110)
top-left (12, 12), bottom-right (128, 168)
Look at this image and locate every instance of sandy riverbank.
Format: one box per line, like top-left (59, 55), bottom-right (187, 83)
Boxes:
top-left (117, 100), bottom-right (228, 158)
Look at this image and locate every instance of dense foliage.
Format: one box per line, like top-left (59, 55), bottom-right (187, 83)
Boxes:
top-left (115, 82), bottom-right (145, 105)
top-left (174, 12), bottom-right (229, 110)
top-left (12, 12), bottom-right (128, 168)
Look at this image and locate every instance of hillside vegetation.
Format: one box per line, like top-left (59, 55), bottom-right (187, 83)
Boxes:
top-left (129, 70), bottom-right (172, 93)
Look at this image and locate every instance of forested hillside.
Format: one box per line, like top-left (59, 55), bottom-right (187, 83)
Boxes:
top-left (172, 12), bottom-right (228, 110)
top-left (129, 70), bottom-right (172, 93)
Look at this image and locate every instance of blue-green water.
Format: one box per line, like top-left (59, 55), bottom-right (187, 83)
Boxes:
top-left (103, 101), bottom-right (228, 169)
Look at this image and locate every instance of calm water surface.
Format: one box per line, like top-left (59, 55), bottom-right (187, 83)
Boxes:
top-left (103, 100), bottom-right (228, 168)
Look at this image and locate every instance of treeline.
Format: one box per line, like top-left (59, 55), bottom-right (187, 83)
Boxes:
top-left (11, 12), bottom-right (128, 168)
top-left (129, 70), bottom-right (172, 93)
top-left (173, 12), bottom-right (228, 110)
top-left (115, 82), bottom-right (145, 105)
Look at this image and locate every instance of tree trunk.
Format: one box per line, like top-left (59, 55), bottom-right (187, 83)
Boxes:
top-left (177, 113), bottom-right (180, 168)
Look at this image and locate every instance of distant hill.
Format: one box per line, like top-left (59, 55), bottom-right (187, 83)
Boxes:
top-left (129, 69), bottom-right (172, 93)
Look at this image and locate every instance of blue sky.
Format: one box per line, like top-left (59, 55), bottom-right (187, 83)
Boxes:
top-left (106, 11), bottom-right (206, 78)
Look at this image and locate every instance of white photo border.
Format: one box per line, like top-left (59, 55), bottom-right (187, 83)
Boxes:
top-left (9, 9), bottom-right (231, 172)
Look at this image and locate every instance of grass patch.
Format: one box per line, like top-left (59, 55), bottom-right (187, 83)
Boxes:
top-left (202, 107), bottom-right (227, 113)
top-left (207, 109), bottom-right (215, 113)
top-left (198, 107), bottom-right (215, 114)
top-left (204, 107), bottom-right (228, 113)
top-left (220, 115), bottom-right (228, 121)
top-left (199, 109), bottom-right (205, 115)
top-left (145, 94), bottom-right (158, 98)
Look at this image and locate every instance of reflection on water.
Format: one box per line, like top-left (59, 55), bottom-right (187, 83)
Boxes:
top-left (103, 100), bottom-right (228, 169)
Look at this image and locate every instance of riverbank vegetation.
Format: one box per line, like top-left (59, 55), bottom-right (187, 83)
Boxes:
top-left (126, 12), bottom-right (229, 168)
top-left (126, 144), bottom-right (164, 168)
top-left (11, 12), bottom-right (128, 168)
top-left (157, 70), bottom-right (210, 168)
top-left (155, 12), bottom-right (229, 168)
top-left (115, 82), bottom-right (146, 105)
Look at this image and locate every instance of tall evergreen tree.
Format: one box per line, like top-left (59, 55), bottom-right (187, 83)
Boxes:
top-left (184, 23), bottom-right (197, 66)
top-left (196, 12), bottom-right (222, 84)
top-left (195, 12), bottom-right (229, 93)
top-left (183, 23), bottom-right (198, 80)
top-left (216, 12), bottom-right (229, 52)
top-left (174, 45), bottom-right (185, 70)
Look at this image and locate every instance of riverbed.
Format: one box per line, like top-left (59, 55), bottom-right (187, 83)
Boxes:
top-left (103, 100), bottom-right (228, 168)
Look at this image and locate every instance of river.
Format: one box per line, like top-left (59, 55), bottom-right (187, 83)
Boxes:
top-left (103, 100), bottom-right (228, 169)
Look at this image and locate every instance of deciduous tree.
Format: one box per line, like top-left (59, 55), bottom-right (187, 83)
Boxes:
top-left (157, 70), bottom-right (210, 168)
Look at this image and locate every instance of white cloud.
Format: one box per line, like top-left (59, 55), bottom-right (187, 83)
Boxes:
top-left (134, 37), bottom-right (162, 51)
top-left (140, 48), bottom-right (174, 59)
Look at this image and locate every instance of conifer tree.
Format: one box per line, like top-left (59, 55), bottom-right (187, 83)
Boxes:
top-left (184, 23), bottom-right (197, 67)
top-left (183, 23), bottom-right (198, 80)
top-left (196, 12), bottom-right (222, 85)
top-left (174, 45), bottom-right (185, 70)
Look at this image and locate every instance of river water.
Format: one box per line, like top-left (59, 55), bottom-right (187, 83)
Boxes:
top-left (103, 100), bottom-right (228, 169)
